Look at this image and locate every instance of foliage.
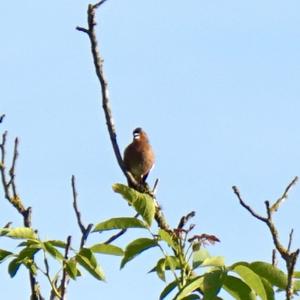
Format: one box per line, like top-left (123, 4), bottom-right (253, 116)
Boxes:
top-left (1, 184), bottom-right (299, 299)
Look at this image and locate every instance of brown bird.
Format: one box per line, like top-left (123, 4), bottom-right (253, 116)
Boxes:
top-left (123, 127), bottom-right (155, 185)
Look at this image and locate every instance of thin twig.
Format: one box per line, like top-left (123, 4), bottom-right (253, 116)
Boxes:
top-left (61, 236), bottom-right (72, 300)
top-left (0, 132), bottom-right (9, 200)
top-left (287, 229), bottom-right (294, 253)
top-left (272, 249), bottom-right (277, 266)
top-left (93, 0), bottom-right (108, 9)
top-left (270, 176), bottom-right (298, 212)
top-left (9, 137), bottom-right (19, 198)
top-left (81, 224), bottom-right (93, 248)
top-left (152, 178), bottom-right (159, 194)
top-left (104, 228), bottom-right (127, 244)
top-left (43, 252), bottom-right (59, 299)
top-left (71, 175), bottom-right (85, 234)
top-left (71, 175), bottom-right (93, 248)
top-left (0, 114), bottom-right (5, 123)
top-left (104, 212), bottom-right (140, 244)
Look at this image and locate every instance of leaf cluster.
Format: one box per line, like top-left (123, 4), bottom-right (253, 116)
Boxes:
top-left (1, 184), bottom-right (299, 299)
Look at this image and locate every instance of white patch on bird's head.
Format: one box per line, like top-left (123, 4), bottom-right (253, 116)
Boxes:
top-left (133, 132), bottom-right (141, 140)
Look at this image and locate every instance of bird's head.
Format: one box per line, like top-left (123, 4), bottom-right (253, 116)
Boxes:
top-left (132, 127), bottom-right (148, 141)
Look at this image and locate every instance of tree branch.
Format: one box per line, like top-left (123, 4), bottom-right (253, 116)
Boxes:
top-left (76, 2), bottom-right (171, 233)
top-left (232, 186), bottom-right (267, 223)
top-left (232, 178), bottom-right (300, 300)
top-left (93, 0), bottom-right (109, 9)
top-left (0, 132), bottom-right (43, 300)
top-left (60, 236), bottom-right (72, 300)
top-left (76, 3), bottom-right (138, 189)
top-left (270, 176), bottom-right (298, 212)
top-left (71, 175), bottom-right (93, 248)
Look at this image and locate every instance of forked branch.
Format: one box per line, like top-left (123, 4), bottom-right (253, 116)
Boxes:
top-left (0, 131), bottom-right (43, 300)
top-left (233, 177), bottom-right (300, 300)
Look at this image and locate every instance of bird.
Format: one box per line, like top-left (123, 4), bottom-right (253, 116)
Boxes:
top-left (123, 127), bottom-right (155, 186)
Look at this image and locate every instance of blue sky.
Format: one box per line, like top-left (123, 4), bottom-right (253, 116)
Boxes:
top-left (1, 0), bottom-right (300, 299)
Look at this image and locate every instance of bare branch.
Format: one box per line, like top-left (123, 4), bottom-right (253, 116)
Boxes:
top-left (152, 178), bottom-right (159, 194)
top-left (76, 3), bottom-right (138, 188)
top-left (71, 175), bottom-right (85, 234)
top-left (272, 249), bottom-right (277, 266)
top-left (104, 228), bottom-right (127, 244)
top-left (0, 131), bottom-right (42, 299)
top-left (0, 131), bottom-right (10, 201)
top-left (81, 223), bottom-right (93, 248)
top-left (75, 27), bottom-right (89, 34)
top-left (0, 133), bottom-right (26, 214)
top-left (9, 137), bottom-right (19, 198)
top-left (270, 176), bottom-right (298, 212)
top-left (232, 186), bottom-right (267, 222)
top-left (0, 114), bottom-right (5, 123)
top-left (77, 1), bottom-right (172, 237)
top-left (61, 236), bottom-right (72, 300)
top-left (71, 175), bottom-right (93, 248)
top-left (93, 0), bottom-right (109, 9)
top-left (233, 182), bottom-right (300, 300)
top-left (287, 229), bottom-right (294, 253)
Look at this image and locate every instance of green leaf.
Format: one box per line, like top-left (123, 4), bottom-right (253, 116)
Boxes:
top-left (158, 229), bottom-right (177, 249)
top-left (223, 275), bottom-right (256, 300)
top-left (17, 239), bottom-right (41, 248)
top-left (0, 249), bottom-right (13, 263)
top-left (0, 227), bottom-right (37, 240)
top-left (159, 280), bottom-right (178, 300)
top-left (46, 240), bottom-right (67, 248)
top-left (201, 269), bottom-right (225, 299)
top-left (149, 256), bottom-right (180, 275)
top-left (17, 246), bottom-right (40, 260)
top-left (181, 295), bottom-right (201, 300)
top-left (93, 217), bottom-right (147, 232)
top-left (175, 276), bottom-right (204, 299)
top-left (43, 242), bottom-right (64, 261)
top-left (233, 264), bottom-right (267, 300)
top-left (11, 246), bottom-right (39, 276)
top-left (261, 277), bottom-right (275, 300)
top-left (294, 280), bottom-right (300, 292)
top-left (90, 243), bottom-right (124, 256)
top-left (0, 228), bottom-right (10, 236)
top-left (65, 259), bottom-right (78, 280)
top-left (120, 238), bottom-right (158, 269)
top-left (193, 248), bottom-right (211, 269)
top-left (249, 261), bottom-right (288, 290)
top-left (293, 271), bottom-right (300, 279)
top-left (201, 256), bottom-right (225, 268)
top-left (76, 248), bottom-right (105, 281)
top-left (165, 256), bottom-right (180, 272)
top-left (112, 184), bottom-right (155, 226)
top-left (155, 258), bottom-right (166, 281)
top-left (8, 258), bottom-right (21, 278)
top-left (22, 258), bottom-right (37, 275)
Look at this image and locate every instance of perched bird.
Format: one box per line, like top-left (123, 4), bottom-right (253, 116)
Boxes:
top-left (123, 127), bottom-right (155, 185)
